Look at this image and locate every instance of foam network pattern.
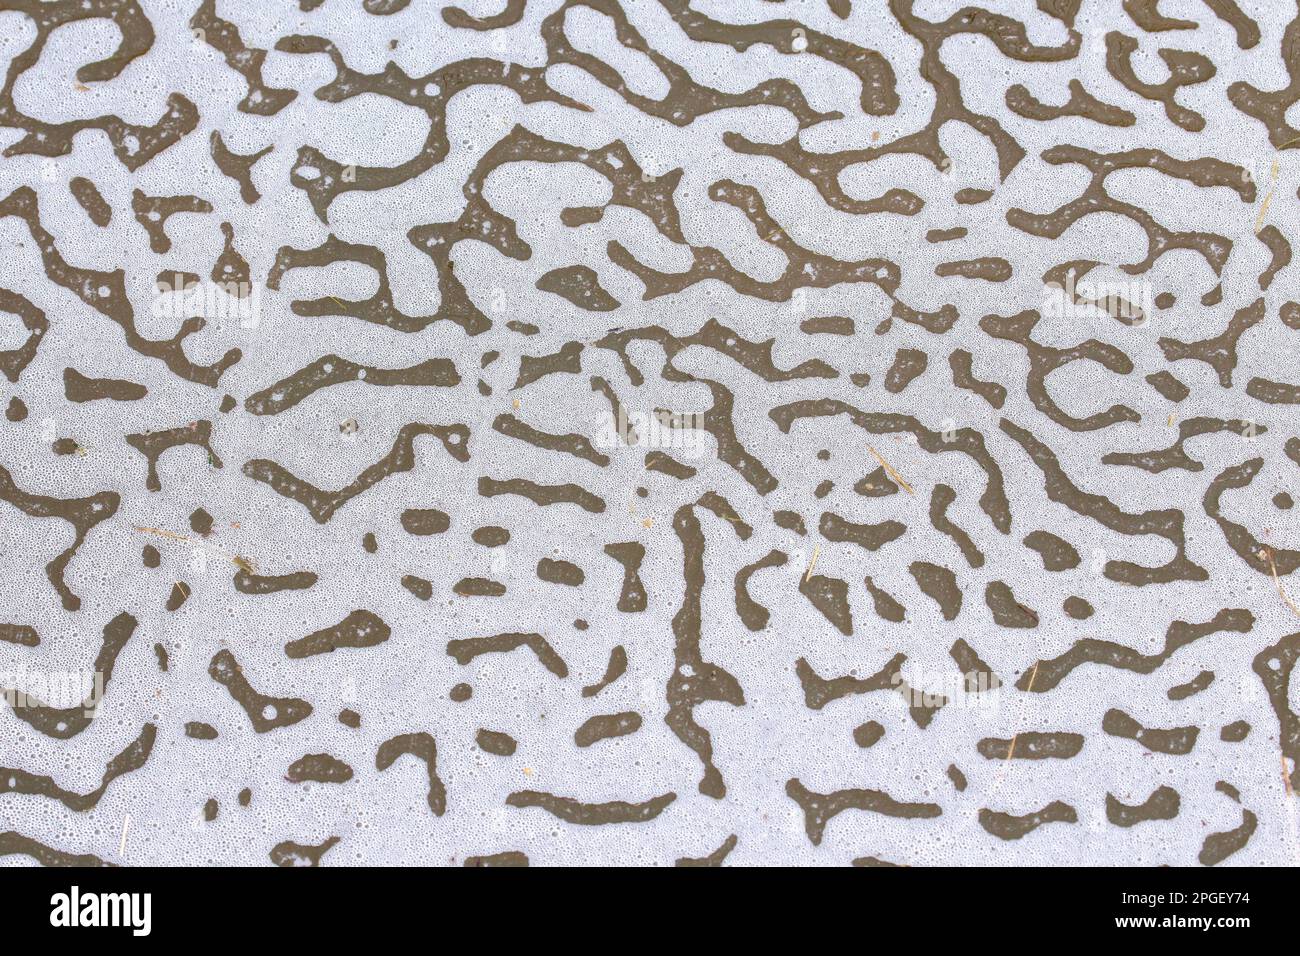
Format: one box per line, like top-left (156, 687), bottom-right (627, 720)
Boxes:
top-left (0, 0), bottom-right (1298, 867)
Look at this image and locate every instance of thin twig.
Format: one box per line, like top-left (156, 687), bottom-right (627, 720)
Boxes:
top-left (133, 525), bottom-right (188, 542)
top-left (804, 545), bottom-right (821, 583)
top-left (1255, 158), bottom-right (1280, 233)
top-left (133, 526), bottom-right (255, 573)
top-left (1263, 547), bottom-right (1300, 619)
top-left (867, 445), bottom-right (914, 496)
top-left (1002, 662), bottom-right (1040, 764)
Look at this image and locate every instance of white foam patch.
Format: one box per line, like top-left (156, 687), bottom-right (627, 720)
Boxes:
top-left (0, 0), bottom-right (1295, 868)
